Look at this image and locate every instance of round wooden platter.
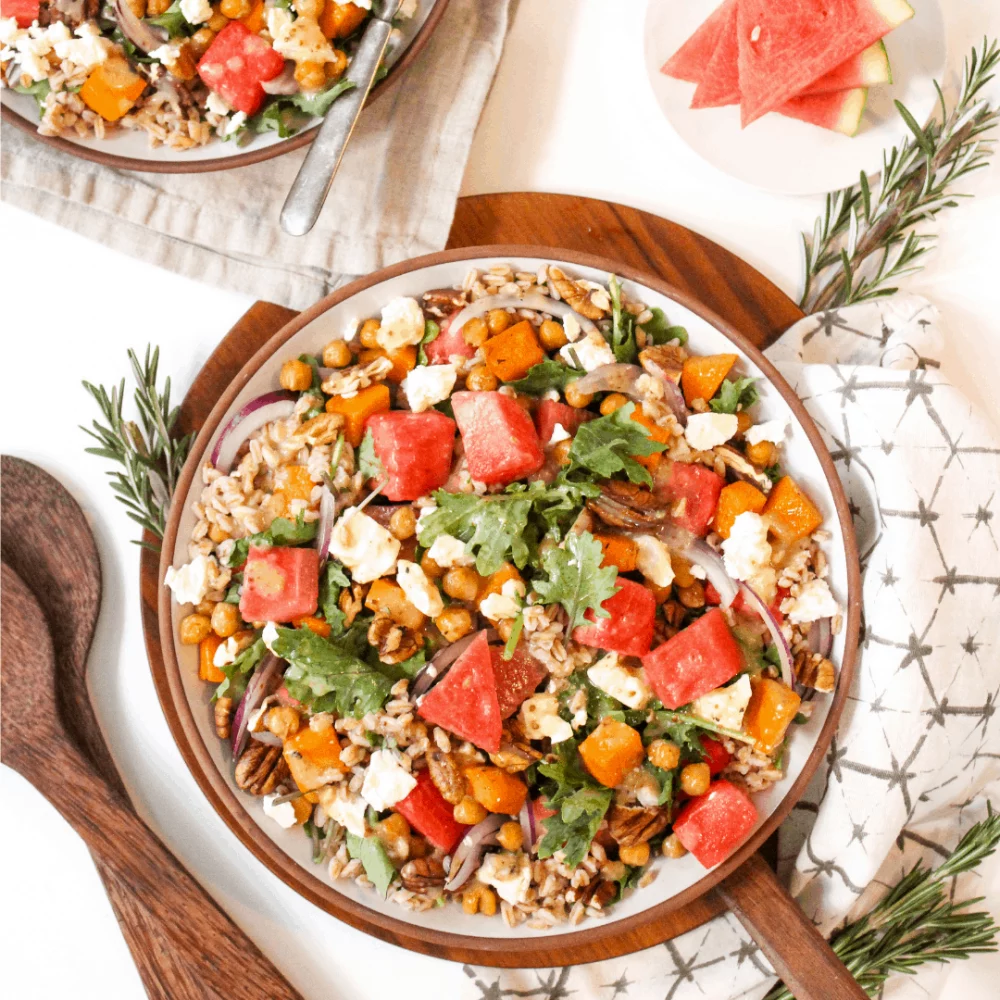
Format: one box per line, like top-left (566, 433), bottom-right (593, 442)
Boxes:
top-left (139, 191), bottom-right (805, 959)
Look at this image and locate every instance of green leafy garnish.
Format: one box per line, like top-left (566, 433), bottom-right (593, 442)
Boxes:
top-left (505, 359), bottom-right (581, 396)
top-left (346, 833), bottom-right (397, 898)
top-left (226, 512), bottom-right (317, 568)
top-left (525, 474), bottom-right (601, 541)
top-left (648, 708), bottom-right (747, 755)
top-left (607, 275), bottom-right (638, 364)
top-left (645, 764), bottom-right (675, 808)
top-left (567, 402), bottom-right (667, 487)
top-left (223, 573), bottom-right (243, 605)
top-left (318, 561), bottom-right (350, 637)
top-left (357, 430), bottom-right (386, 482)
top-left (709, 377), bottom-right (759, 414)
top-left (533, 531), bottom-right (619, 631)
top-left (536, 741), bottom-right (614, 867)
top-left (146, 1), bottom-right (188, 36)
top-left (417, 319), bottom-right (440, 365)
top-left (271, 626), bottom-right (392, 718)
top-left (12, 79), bottom-right (51, 114)
top-left (214, 636), bottom-right (266, 702)
top-left (612, 864), bottom-right (646, 902)
top-left (638, 307), bottom-right (688, 346)
top-left (763, 463), bottom-right (783, 485)
top-left (502, 612), bottom-right (524, 660)
top-left (250, 80), bottom-right (356, 138)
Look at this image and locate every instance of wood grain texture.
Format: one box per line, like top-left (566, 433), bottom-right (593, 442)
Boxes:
top-left (1, 459), bottom-right (303, 1000)
top-left (140, 197), bottom-right (859, 977)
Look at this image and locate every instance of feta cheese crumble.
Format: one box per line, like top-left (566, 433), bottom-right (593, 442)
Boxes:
top-left (262, 793), bottom-right (299, 829)
top-left (165, 554), bottom-right (213, 606)
top-left (402, 363), bottom-right (456, 412)
top-left (634, 534), bottom-right (674, 588)
top-left (689, 675), bottom-right (753, 731)
top-left (685, 412), bottom-right (739, 451)
top-left (53, 24), bottom-right (111, 71)
top-left (328, 507), bottom-right (400, 583)
top-left (205, 91), bottom-right (230, 116)
top-left (262, 621), bottom-right (280, 653)
top-left (396, 560), bottom-right (444, 617)
top-left (316, 785), bottom-right (367, 837)
top-left (272, 16), bottom-right (336, 66)
top-left (479, 579), bottom-right (525, 622)
top-left (721, 512), bottom-right (776, 603)
top-left (783, 578), bottom-right (839, 624)
top-left (361, 749), bottom-right (417, 811)
top-left (477, 852), bottom-right (532, 905)
top-left (519, 693), bottom-right (572, 743)
top-left (744, 418), bottom-right (788, 447)
top-left (563, 313), bottom-right (582, 343)
top-left (547, 422), bottom-right (571, 446)
top-left (559, 330), bottom-right (615, 372)
top-left (587, 653), bottom-right (652, 710)
top-left (377, 297), bottom-right (426, 353)
top-left (180, 0), bottom-right (213, 24)
top-left (426, 534), bottom-right (473, 568)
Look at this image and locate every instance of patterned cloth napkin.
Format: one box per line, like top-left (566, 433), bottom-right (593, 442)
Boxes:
top-left (462, 295), bottom-right (1000, 1000)
top-left (0, 0), bottom-right (510, 310)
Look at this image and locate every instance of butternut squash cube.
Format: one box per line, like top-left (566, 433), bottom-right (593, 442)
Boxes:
top-left (681, 353), bottom-right (738, 407)
top-left (481, 320), bottom-right (547, 383)
top-left (763, 476), bottom-right (823, 544)
top-left (743, 676), bottom-right (801, 755)
top-left (325, 382), bottom-right (390, 446)
top-left (578, 717), bottom-right (645, 788)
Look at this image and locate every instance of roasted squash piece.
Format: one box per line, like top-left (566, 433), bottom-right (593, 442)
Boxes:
top-left (199, 634), bottom-right (225, 683)
top-left (481, 320), bottom-right (547, 383)
top-left (358, 346), bottom-right (417, 384)
top-left (365, 578), bottom-right (426, 630)
top-left (579, 717), bottom-right (645, 788)
top-left (712, 481), bottom-right (768, 539)
top-left (630, 406), bottom-right (672, 472)
top-left (763, 476), bottom-right (823, 543)
top-left (80, 58), bottom-right (146, 122)
top-left (325, 382), bottom-right (390, 446)
top-left (681, 353), bottom-right (738, 407)
top-left (593, 533), bottom-right (639, 573)
top-left (283, 724), bottom-right (348, 792)
top-left (743, 676), bottom-right (801, 754)
top-left (464, 766), bottom-right (527, 815)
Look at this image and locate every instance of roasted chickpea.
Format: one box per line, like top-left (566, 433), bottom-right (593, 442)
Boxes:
top-left (188, 27), bottom-right (216, 57)
top-left (647, 739), bottom-right (681, 771)
top-left (538, 319), bottom-right (568, 350)
top-left (208, 522), bottom-right (230, 544)
top-left (486, 309), bottom-right (512, 335)
top-left (462, 882), bottom-right (498, 916)
top-left (601, 860), bottom-right (627, 882)
top-left (465, 364), bottom-right (498, 392)
top-left (420, 550), bottom-right (445, 579)
top-left (435, 606), bottom-right (473, 643)
top-left (496, 821), bottom-right (524, 852)
top-left (442, 566), bottom-right (480, 603)
top-left (454, 795), bottom-right (488, 825)
top-left (294, 60), bottom-right (326, 92)
top-left (735, 410), bottom-right (754, 437)
top-left (745, 439), bottom-right (778, 468)
top-left (322, 339), bottom-right (353, 368)
top-left (551, 439), bottom-right (572, 466)
top-left (179, 613), bottom-right (212, 645)
top-left (219, 0), bottom-right (250, 18)
top-left (564, 381), bottom-right (594, 409)
top-left (359, 318), bottom-right (382, 349)
top-left (280, 359), bottom-right (313, 392)
top-left (388, 506), bottom-right (417, 540)
top-left (293, 0), bottom-right (323, 17)
top-left (462, 316), bottom-right (489, 348)
top-left (662, 834), bottom-right (687, 859)
top-left (207, 10), bottom-right (228, 31)
top-left (619, 842), bottom-right (650, 867)
top-left (211, 601), bottom-right (240, 638)
top-left (378, 812), bottom-right (410, 841)
top-left (264, 704), bottom-right (301, 740)
top-left (676, 581), bottom-right (706, 609)
top-left (146, 0), bottom-right (172, 14)
top-left (325, 49), bottom-right (348, 80)
top-left (599, 392), bottom-right (629, 416)
top-left (680, 762), bottom-right (711, 797)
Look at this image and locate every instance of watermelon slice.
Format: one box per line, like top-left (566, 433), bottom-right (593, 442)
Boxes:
top-left (660, 0), bottom-right (735, 83)
top-left (781, 87), bottom-right (868, 135)
top-left (491, 643), bottom-right (546, 719)
top-left (736, 0), bottom-right (913, 126)
top-left (690, 0), bottom-right (740, 109)
top-left (801, 41), bottom-right (890, 95)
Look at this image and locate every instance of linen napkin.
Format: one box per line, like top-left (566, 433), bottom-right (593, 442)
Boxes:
top-left (464, 295), bottom-right (1000, 1000)
top-left (0, 0), bottom-right (510, 310)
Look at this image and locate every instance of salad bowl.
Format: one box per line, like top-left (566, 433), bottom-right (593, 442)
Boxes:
top-left (155, 246), bottom-right (861, 974)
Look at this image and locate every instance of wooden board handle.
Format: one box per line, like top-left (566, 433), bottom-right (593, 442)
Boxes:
top-left (714, 852), bottom-right (867, 1000)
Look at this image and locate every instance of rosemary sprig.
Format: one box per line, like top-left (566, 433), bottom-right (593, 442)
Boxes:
top-left (801, 38), bottom-right (999, 312)
top-left (81, 346), bottom-right (193, 548)
top-left (764, 805), bottom-right (1000, 999)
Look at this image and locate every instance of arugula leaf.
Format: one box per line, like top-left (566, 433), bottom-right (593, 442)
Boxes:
top-left (763, 462), bottom-right (783, 485)
top-left (638, 307), bottom-right (688, 347)
top-left (146, 1), bottom-right (188, 36)
top-left (710, 377), bottom-right (759, 414)
top-left (560, 672), bottom-right (646, 729)
top-left (271, 626), bottom-right (392, 718)
top-left (647, 708), bottom-right (747, 757)
top-left (318, 561), bottom-right (350, 637)
top-left (505, 359), bottom-right (581, 396)
top-left (12, 79), bottom-right (51, 114)
top-left (568, 402), bottom-right (667, 487)
top-left (417, 319), bottom-right (440, 365)
top-left (223, 573), bottom-right (243, 605)
top-left (607, 275), bottom-right (638, 364)
top-left (612, 864), bottom-right (646, 902)
top-left (214, 636), bottom-right (265, 702)
top-left (226, 512), bottom-right (317, 567)
top-left (533, 531), bottom-right (619, 631)
top-left (357, 430), bottom-right (386, 482)
top-left (291, 78), bottom-right (356, 117)
top-left (418, 490), bottom-right (536, 576)
top-left (250, 80), bottom-right (355, 138)
top-left (528, 473), bottom-right (600, 540)
top-left (645, 764), bottom-right (675, 808)
top-left (536, 741), bottom-right (614, 867)
top-left (346, 832), bottom-right (397, 898)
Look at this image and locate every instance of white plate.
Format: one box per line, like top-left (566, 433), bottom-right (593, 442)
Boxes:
top-left (164, 252), bottom-right (853, 939)
top-left (1, 0), bottom-right (438, 168)
top-left (643, 0), bottom-right (947, 195)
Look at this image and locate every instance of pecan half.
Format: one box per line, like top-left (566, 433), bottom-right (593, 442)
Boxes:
top-left (368, 614), bottom-right (423, 665)
top-left (339, 582), bottom-right (365, 627)
top-left (214, 697), bottom-right (233, 740)
top-left (235, 743), bottom-right (289, 796)
top-left (795, 652), bottom-right (835, 693)
top-left (489, 726), bottom-right (543, 774)
top-left (547, 266), bottom-right (606, 320)
top-left (426, 748), bottom-right (466, 805)
top-left (293, 412), bottom-right (344, 447)
top-left (639, 344), bottom-right (687, 385)
top-left (422, 288), bottom-right (467, 318)
top-left (578, 878), bottom-right (617, 910)
top-left (607, 804), bottom-right (670, 848)
top-left (400, 857), bottom-right (446, 891)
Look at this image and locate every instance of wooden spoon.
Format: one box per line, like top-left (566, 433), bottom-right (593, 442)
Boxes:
top-left (0, 459), bottom-right (302, 1000)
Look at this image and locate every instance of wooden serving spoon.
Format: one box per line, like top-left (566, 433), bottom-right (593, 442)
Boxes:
top-left (0, 458), bottom-right (302, 1000)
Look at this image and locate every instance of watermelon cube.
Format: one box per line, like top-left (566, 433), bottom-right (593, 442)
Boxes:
top-left (240, 545), bottom-right (319, 623)
top-left (394, 771), bottom-right (469, 853)
top-left (661, 462), bottom-right (724, 536)
top-left (451, 391), bottom-right (544, 485)
top-left (425, 311), bottom-right (477, 365)
top-left (365, 411), bottom-right (456, 501)
top-left (416, 630), bottom-right (502, 752)
top-left (491, 643), bottom-right (545, 719)
top-left (1, 0), bottom-right (39, 26)
top-left (573, 578), bottom-right (656, 657)
top-left (534, 399), bottom-right (593, 445)
top-left (197, 22), bottom-right (284, 116)
top-left (642, 608), bottom-right (742, 709)
top-left (672, 779), bottom-right (758, 868)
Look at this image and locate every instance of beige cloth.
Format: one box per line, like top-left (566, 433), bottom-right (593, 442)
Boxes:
top-left (0, 0), bottom-right (510, 310)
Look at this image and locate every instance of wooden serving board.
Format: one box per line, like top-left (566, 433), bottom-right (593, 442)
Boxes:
top-left (140, 191), bottom-right (802, 956)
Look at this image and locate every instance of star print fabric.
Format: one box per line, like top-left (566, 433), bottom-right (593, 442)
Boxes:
top-left (464, 296), bottom-right (999, 1000)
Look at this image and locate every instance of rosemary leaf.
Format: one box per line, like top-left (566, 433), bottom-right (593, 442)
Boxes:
top-left (801, 38), bottom-right (999, 312)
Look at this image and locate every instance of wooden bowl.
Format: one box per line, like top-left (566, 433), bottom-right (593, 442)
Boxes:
top-left (156, 246), bottom-right (861, 967)
top-left (0, 0), bottom-right (450, 173)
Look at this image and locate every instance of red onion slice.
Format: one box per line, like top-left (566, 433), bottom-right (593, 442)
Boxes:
top-left (518, 799), bottom-right (537, 853)
top-left (738, 583), bottom-right (794, 688)
top-left (113, 0), bottom-right (167, 54)
top-left (445, 294), bottom-right (599, 341)
top-left (231, 653), bottom-right (284, 760)
top-left (807, 617), bottom-right (833, 659)
top-left (316, 485), bottom-right (336, 563)
top-left (444, 815), bottom-right (505, 892)
top-left (250, 729), bottom-right (284, 748)
top-left (686, 539), bottom-right (739, 609)
top-left (411, 629), bottom-right (490, 698)
top-left (211, 391), bottom-right (297, 474)
top-left (572, 363), bottom-right (644, 397)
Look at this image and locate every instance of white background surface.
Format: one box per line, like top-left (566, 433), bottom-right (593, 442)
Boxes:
top-left (1, 1), bottom-right (998, 998)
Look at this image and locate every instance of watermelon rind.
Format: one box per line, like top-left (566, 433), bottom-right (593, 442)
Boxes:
top-left (802, 40), bottom-right (891, 95)
top-left (835, 87), bottom-right (870, 136)
top-left (781, 87), bottom-right (869, 135)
